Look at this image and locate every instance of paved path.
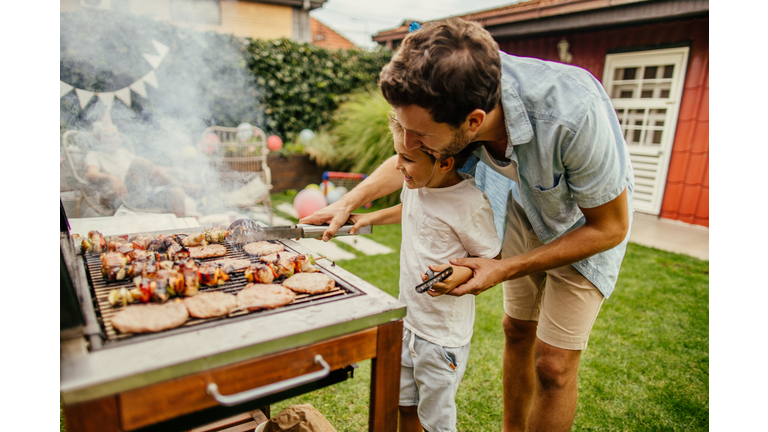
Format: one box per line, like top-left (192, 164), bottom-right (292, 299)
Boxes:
top-left (629, 212), bottom-right (709, 261)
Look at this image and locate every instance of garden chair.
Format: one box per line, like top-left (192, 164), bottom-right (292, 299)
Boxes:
top-left (60, 130), bottom-right (165, 217)
top-left (199, 125), bottom-right (273, 225)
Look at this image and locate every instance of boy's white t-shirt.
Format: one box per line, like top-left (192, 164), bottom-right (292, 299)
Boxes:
top-left (399, 173), bottom-right (501, 348)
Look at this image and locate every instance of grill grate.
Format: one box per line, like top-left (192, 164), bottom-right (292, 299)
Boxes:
top-left (84, 240), bottom-right (362, 345)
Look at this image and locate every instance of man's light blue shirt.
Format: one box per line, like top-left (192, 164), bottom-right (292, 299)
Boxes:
top-left (463, 52), bottom-right (634, 298)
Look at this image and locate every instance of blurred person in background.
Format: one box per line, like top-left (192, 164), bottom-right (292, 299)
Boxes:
top-left (85, 112), bottom-right (201, 217)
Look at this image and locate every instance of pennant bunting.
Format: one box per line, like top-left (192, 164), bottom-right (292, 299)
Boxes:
top-left (114, 87), bottom-right (132, 107)
top-left (152, 40), bottom-right (170, 60)
top-left (129, 80), bottom-right (147, 99)
top-left (60, 81), bottom-right (74, 98)
top-left (142, 53), bottom-right (163, 69)
top-left (61, 39), bottom-right (169, 111)
top-left (97, 92), bottom-right (115, 107)
top-left (75, 88), bottom-right (95, 110)
top-left (142, 70), bottom-right (159, 89)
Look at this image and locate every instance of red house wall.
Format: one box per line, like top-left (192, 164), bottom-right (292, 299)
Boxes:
top-left (496, 17), bottom-right (709, 227)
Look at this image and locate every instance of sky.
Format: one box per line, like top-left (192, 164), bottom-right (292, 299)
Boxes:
top-left (311, 0), bottom-right (525, 48)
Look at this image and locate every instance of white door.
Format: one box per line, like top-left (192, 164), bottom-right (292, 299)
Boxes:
top-left (602, 47), bottom-right (689, 214)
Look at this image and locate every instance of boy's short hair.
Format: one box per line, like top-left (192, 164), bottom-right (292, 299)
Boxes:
top-left (380, 17), bottom-right (501, 129)
top-left (390, 113), bottom-right (477, 169)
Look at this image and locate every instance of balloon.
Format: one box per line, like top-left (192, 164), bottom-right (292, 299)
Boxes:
top-left (293, 189), bottom-right (327, 219)
top-left (326, 187), bottom-right (347, 205)
top-left (199, 132), bottom-right (220, 155)
top-left (267, 135), bottom-right (283, 151)
top-left (319, 181), bottom-right (335, 195)
top-left (305, 183), bottom-right (320, 191)
top-left (237, 123), bottom-right (254, 142)
top-left (298, 129), bottom-right (315, 143)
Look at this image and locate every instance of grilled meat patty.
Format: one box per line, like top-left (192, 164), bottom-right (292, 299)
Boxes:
top-left (236, 283), bottom-right (296, 311)
top-left (111, 301), bottom-right (189, 334)
top-left (243, 241), bottom-right (284, 257)
top-left (188, 244), bottom-right (227, 259)
top-left (282, 273), bottom-right (335, 294)
top-left (184, 292), bottom-right (237, 318)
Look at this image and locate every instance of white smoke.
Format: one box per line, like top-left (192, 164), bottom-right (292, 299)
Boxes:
top-left (60, 6), bottom-right (267, 220)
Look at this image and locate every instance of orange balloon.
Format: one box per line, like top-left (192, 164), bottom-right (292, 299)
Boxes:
top-left (267, 135), bottom-right (283, 151)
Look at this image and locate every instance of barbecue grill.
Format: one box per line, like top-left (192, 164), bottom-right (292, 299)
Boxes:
top-left (60, 204), bottom-right (406, 431)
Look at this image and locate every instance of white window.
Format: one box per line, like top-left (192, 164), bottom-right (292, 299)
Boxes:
top-left (602, 47), bottom-right (689, 214)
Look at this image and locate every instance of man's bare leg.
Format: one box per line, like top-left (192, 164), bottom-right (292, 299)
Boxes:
top-left (398, 405), bottom-right (422, 432)
top-left (526, 340), bottom-right (582, 432)
top-left (502, 315), bottom-right (537, 432)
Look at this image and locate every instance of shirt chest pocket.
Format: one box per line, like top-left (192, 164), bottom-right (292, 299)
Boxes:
top-left (531, 173), bottom-right (578, 220)
top-left (418, 218), bottom-right (455, 254)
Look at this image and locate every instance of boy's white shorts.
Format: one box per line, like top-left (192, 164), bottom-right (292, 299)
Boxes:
top-left (399, 328), bottom-right (471, 432)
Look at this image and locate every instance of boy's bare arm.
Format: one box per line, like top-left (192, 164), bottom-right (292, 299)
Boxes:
top-left (300, 155), bottom-right (403, 240)
top-left (348, 204), bottom-right (403, 234)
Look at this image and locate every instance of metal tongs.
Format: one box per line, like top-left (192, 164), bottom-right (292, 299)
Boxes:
top-left (226, 219), bottom-right (372, 244)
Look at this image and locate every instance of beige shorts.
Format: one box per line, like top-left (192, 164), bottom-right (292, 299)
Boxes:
top-left (502, 197), bottom-right (605, 351)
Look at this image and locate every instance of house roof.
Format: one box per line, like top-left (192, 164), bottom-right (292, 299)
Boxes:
top-left (372, 0), bottom-right (708, 43)
top-left (310, 16), bottom-right (358, 49)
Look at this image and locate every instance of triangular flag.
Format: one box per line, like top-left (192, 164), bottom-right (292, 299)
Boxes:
top-left (151, 40), bottom-right (170, 60)
top-left (129, 80), bottom-right (147, 98)
top-left (75, 88), bottom-right (95, 110)
top-left (143, 53), bottom-right (163, 70)
top-left (97, 92), bottom-right (115, 107)
top-left (115, 87), bottom-right (132, 107)
top-left (142, 70), bottom-right (159, 89)
top-left (60, 81), bottom-right (74, 98)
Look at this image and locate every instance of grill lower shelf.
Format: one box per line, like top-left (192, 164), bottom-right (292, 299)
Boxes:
top-left (84, 240), bottom-right (363, 345)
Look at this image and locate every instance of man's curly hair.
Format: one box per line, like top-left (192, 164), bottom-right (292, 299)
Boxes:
top-left (380, 17), bottom-right (501, 128)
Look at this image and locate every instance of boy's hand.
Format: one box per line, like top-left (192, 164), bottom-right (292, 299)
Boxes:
top-left (421, 264), bottom-right (473, 297)
top-left (347, 213), bottom-right (374, 235)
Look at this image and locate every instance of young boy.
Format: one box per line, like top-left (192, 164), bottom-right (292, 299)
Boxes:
top-left (348, 116), bottom-right (501, 432)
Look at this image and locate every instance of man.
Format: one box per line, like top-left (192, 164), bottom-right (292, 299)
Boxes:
top-left (301, 17), bottom-right (633, 431)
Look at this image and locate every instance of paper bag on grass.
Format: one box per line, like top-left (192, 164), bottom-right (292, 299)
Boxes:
top-left (263, 403), bottom-right (336, 432)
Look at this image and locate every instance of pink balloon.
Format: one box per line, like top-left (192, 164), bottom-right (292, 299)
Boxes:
top-left (267, 135), bottom-right (283, 151)
top-left (293, 189), bottom-right (327, 219)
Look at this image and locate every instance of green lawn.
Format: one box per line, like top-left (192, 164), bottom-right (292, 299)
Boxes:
top-left (61, 194), bottom-right (709, 431)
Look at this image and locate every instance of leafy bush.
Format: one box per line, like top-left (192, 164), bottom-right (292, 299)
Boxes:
top-left (244, 39), bottom-right (391, 142)
top-left (303, 90), bottom-right (400, 206)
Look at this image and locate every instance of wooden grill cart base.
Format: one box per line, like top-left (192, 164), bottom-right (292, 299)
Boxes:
top-left (61, 231), bottom-right (406, 432)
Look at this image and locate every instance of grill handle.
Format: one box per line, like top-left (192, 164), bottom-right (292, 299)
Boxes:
top-left (206, 354), bottom-right (331, 407)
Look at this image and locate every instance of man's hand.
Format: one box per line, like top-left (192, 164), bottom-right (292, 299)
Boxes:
top-left (442, 257), bottom-right (510, 296)
top-left (421, 264), bottom-right (473, 297)
top-left (299, 201), bottom-right (355, 241)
